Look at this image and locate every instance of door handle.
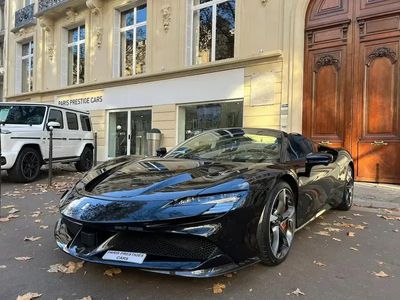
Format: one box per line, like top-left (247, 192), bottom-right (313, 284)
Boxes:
top-left (371, 141), bottom-right (388, 146)
top-left (319, 141), bottom-right (332, 145)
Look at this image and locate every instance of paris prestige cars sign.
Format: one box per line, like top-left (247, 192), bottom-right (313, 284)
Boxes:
top-left (55, 90), bottom-right (104, 111)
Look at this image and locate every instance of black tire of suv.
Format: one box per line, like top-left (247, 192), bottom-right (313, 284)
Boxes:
top-left (75, 146), bottom-right (94, 172)
top-left (8, 147), bottom-right (42, 183)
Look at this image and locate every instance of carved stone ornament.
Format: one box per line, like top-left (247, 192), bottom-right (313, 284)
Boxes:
top-left (95, 27), bottom-right (103, 48)
top-left (39, 16), bottom-right (55, 61)
top-left (161, 5), bottom-right (171, 32)
top-left (366, 47), bottom-right (398, 67)
top-left (314, 54), bottom-right (340, 71)
top-left (260, 0), bottom-right (270, 6)
top-left (65, 8), bottom-right (78, 23)
top-left (86, 0), bottom-right (104, 48)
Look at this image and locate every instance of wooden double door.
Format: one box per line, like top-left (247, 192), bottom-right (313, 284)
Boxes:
top-left (304, 0), bottom-right (400, 184)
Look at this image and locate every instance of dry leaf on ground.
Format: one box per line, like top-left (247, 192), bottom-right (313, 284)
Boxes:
top-left (39, 225), bottom-right (49, 229)
top-left (338, 216), bottom-right (352, 220)
top-left (313, 261), bottom-right (327, 267)
top-left (379, 215), bottom-right (400, 221)
top-left (373, 271), bottom-right (389, 278)
top-left (347, 232), bottom-right (355, 237)
top-left (350, 247), bottom-right (359, 251)
top-left (34, 219), bottom-right (41, 223)
top-left (8, 208), bottom-right (20, 214)
top-left (104, 268), bottom-right (122, 277)
top-left (0, 265), bottom-right (6, 269)
top-left (352, 213), bottom-right (363, 217)
top-left (30, 211), bottom-right (41, 218)
top-left (16, 292), bottom-right (42, 300)
top-left (324, 227), bottom-right (342, 233)
top-left (213, 283), bottom-right (226, 294)
top-left (15, 257), bottom-right (32, 261)
top-left (48, 261), bottom-right (84, 274)
top-left (77, 297), bottom-right (92, 300)
top-left (314, 231), bottom-right (331, 237)
top-left (2, 205), bottom-right (16, 209)
top-left (354, 225), bottom-right (366, 230)
top-left (290, 288), bottom-right (306, 296)
top-left (24, 236), bottom-right (41, 242)
top-left (332, 237), bottom-right (342, 242)
top-left (0, 216), bottom-right (10, 222)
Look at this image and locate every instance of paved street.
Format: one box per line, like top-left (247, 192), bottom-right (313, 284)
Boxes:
top-left (0, 169), bottom-right (399, 300)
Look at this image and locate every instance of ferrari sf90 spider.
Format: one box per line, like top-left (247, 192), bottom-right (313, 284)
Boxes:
top-left (55, 128), bottom-right (354, 277)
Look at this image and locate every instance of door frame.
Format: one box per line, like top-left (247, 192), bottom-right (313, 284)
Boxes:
top-left (106, 107), bottom-right (152, 160)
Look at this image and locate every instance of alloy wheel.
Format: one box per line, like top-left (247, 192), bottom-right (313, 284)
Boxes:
top-left (21, 152), bottom-right (40, 180)
top-left (269, 188), bottom-right (296, 259)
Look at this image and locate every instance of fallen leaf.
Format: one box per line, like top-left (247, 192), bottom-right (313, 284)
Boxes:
top-left (24, 236), bottom-right (41, 242)
top-left (48, 261), bottom-right (84, 274)
top-left (393, 229), bottom-right (399, 233)
top-left (354, 225), bottom-right (366, 230)
top-left (338, 216), bottom-right (352, 220)
top-left (313, 261), bottom-right (327, 267)
top-left (104, 268), bottom-right (122, 277)
top-left (291, 288), bottom-right (306, 296)
top-left (16, 292), bottom-right (42, 300)
top-left (350, 247), bottom-right (359, 251)
top-left (213, 283), bottom-right (226, 294)
top-left (318, 222), bottom-right (331, 226)
top-left (347, 232), bottom-right (355, 237)
top-left (39, 225), bottom-right (49, 229)
top-left (8, 214), bottom-right (20, 219)
top-left (30, 211), bottom-right (41, 218)
top-left (8, 208), bottom-right (20, 214)
top-left (332, 237), bottom-right (342, 242)
top-left (34, 219), bottom-right (41, 223)
top-left (0, 265), bottom-right (6, 269)
top-left (15, 257), bottom-right (32, 261)
top-left (314, 231), bottom-right (331, 237)
top-left (352, 213), bottom-right (363, 217)
top-left (0, 217), bottom-right (10, 222)
top-left (333, 222), bottom-right (355, 228)
top-left (2, 205), bottom-right (16, 209)
top-left (373, 271), bottom-right (389, 278)
top-left (379, 215), bottom-right (400, 221)
top-left (77, 297), bottom-right (92, 300)
top-left (324, 227), bottom-right (342, 233)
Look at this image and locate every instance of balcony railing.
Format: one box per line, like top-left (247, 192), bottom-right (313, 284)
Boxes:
top-left (13, 3), bottom-right (36, 32)
top-left (38, 0), bottom-right (69, 14)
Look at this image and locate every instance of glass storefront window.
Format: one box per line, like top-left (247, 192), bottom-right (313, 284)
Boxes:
top-left (182, 101), bottom-right (243, 140)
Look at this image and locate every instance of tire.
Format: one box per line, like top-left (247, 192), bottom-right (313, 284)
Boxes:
top-left (8, 147), bottom-right (42, 183)
top-left (336, 165), bottom-right (354, 211)
top-left (257, 181), bottom-right (296, 266)
top-left (75, 146), bottom-right (94, 172)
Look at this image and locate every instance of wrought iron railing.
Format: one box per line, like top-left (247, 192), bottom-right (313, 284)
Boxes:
top-left (38, 0), bottom-right (69, 13)
top-left (14, 3), bottom-right (35, 29)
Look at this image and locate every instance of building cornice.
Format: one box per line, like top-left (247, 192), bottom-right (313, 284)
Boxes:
top-left (6, 51), bottom-right (282, 101)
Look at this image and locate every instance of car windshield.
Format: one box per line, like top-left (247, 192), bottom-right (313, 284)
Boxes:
top-left (166, 129), bottom-right (282, 163)
top-left (0, 105), bottom-right (46, 125)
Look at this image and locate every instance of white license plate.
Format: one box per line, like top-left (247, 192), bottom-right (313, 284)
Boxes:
top-left (102, 250), bottom-right (147, 264)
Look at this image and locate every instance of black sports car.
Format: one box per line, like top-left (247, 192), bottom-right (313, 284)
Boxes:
top-left (55, 128), bottom-right (354, 277)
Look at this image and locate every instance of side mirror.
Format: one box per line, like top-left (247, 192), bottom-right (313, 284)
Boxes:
top-left (301, 152), bottom-right (334, 177)
top-left (47, 121), bottom-right (61, 130)
top-left (156, 147), bottom-right (167, 157)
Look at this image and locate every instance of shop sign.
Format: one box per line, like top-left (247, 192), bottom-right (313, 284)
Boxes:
top-left (55, 90), bottom-right (104, 110)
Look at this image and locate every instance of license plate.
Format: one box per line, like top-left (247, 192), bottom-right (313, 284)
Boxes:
top-left (102, 250), bottom-right (147, 264)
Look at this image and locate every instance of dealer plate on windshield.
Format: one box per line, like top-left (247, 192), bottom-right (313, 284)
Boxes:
top-left (102, 250), bottom-right (147, 264)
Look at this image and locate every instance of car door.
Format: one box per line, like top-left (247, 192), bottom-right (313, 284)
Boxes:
top-left (47, 108), bottom-right (68, 159)
top-left (286, 134), bottom-right (336, 225)
top-left (65, 112), bottom-right (81, 158)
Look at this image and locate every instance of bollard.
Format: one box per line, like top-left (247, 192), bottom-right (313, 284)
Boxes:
top-left (94, 132), bottom-right (98, 167)
top-left (48, 126), bottom-right (54, 187)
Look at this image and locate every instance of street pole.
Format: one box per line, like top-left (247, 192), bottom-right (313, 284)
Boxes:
top-left (48, 126), bottom-right (54, 187)
top-left (94, 132), bottom-right (98, 167)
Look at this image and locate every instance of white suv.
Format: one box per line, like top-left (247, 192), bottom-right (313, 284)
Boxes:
top-left (0, 103), bottom-right (94, 182)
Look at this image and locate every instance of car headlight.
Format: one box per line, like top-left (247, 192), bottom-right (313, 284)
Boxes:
top-left (168, 191), bottom-right (248, 215)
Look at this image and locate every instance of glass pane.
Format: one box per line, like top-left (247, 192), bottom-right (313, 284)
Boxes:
top-left (136, 26), bottom-right (147, 74)
top-left (66, 112), bottom-right (79, 130)
top-left (48, 110), bottom-right (64, 128)
top-left (68, 45), bottom-right (78, 85)
top-left (21, 59), bottom-right (29, 93)
top-left (130, 110), bottom-right (152, 156)
top-left (30, 41), bottom-right (34, 55)
top-left (108, 111), bottom-right (128, 157)
top-left (184, 101), bottom-right (243, 139)
top-left (193, 6), bottom-right (212, 64)
top-left (193, 0), bottom-right (212, 5)
top-left (79, 45), bottom-right (85, 84)
top-left (22, 43), bottom-right (30, 56)
top-left (79, 26), bottom-right (85, 41)
top-left (216, 0), bottom-right (235, 60)
top-left (68, 28), bottom-right (78, 43)
top-left (29, 54), bottom-right (33, 91)
top-left (121, 9), bottom-right (134, 27)
top-left (120, 30), bottom-right (134, 76)
top-left (137, 4), bottom-right (147, 23)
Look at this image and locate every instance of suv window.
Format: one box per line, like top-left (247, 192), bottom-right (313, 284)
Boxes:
top-left (80, 115), bottom-right (91, 131)
top-left (287, 134), bottom-right (314, 160)
top-left (66, 112), bottom-right (79, 130)
top-left (48, 109), bottom-right (64, 129)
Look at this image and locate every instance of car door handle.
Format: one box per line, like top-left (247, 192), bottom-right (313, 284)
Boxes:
top-left (371, 141), bottom-right (388, 146)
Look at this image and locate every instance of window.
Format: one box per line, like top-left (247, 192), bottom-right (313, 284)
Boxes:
top-left (191, 0), bottom-right (236, 65)
top-left (0, 105), bottom-right (46, 125)
top-left (24, 0), bottom-right (34, 6)
top-left (21, 40), bottom-right (34, 93)
top-left (66, 112), bottom-right (79, 130)
top-left (48, 109), bottom-right (64, 129)
top-left (80, 115), bottom-right (92, 131)
top-left (68, 25), bottom-right (85, 85)
top-left (120, 3), bottom-right (147, 76)
top-left (181, 101), bottom-right (243, 140)
top-left (287, 134), bottom-right (314, 160)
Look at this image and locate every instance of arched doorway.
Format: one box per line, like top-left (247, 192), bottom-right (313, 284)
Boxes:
top-left (303, 0), bottom-right (400, 184)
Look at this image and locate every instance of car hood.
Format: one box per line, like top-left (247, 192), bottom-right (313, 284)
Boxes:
top-left (61, 157), bottom-right (275, 223)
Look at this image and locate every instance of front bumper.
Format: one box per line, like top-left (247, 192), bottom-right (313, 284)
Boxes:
top-left (55, 209), bottom-right (260, 277)
top-left (1, 152), bottom-right (18, 169)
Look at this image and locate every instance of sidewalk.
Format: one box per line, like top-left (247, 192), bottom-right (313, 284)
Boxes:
top-left (354, 182), bottom-right (400, 210)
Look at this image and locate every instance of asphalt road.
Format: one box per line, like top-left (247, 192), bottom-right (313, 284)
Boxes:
top-left (0, 169), bottom-right (399, 300)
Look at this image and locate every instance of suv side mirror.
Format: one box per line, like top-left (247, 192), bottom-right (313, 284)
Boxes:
top-left (156, 147), bottom-right (167, 157)
top-left (301, 152), bottom-right (334, 177)
top-left (47, 121), bottom-right (61, 130)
